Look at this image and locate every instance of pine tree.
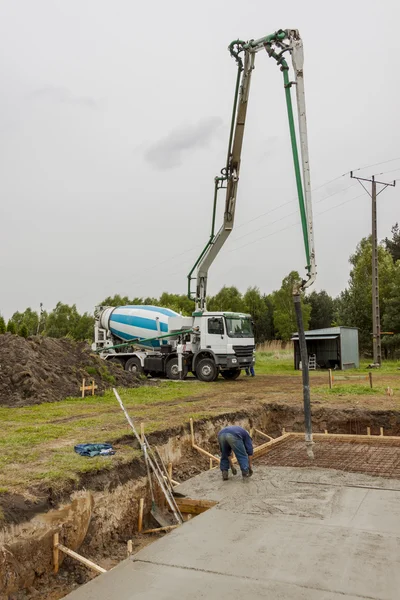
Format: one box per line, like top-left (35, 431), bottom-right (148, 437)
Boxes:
top-left (6, 321), bottom-right (16, 334)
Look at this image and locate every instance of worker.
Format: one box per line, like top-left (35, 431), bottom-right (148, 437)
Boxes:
top-left (218, 425), bottom-right (254, 480)
top-left (245, 365), bottom-right (255, 377)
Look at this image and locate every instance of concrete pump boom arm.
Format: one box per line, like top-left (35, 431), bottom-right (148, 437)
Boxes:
top-left (187, 29), bottom-right (316, 311)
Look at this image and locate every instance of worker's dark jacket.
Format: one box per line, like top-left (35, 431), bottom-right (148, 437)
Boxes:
top-left (218, 426), bottom-right (253, 455)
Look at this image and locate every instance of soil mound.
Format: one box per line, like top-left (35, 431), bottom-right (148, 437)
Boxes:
top-left (0, 333), bottom-right (141, 406)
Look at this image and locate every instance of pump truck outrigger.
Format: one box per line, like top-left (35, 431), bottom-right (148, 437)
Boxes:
top-left (93, 29), bottom-right (316, 382)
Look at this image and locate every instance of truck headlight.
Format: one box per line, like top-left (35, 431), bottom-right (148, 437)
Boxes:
top-left (232, 358), bottom-right (237, 364)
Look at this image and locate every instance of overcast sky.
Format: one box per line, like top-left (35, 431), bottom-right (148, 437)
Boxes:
top-left (1, 0), bottom-right (399, 319)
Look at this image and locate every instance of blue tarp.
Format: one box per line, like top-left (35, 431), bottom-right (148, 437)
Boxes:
top-left (74, 443), bottom-right (115, 457)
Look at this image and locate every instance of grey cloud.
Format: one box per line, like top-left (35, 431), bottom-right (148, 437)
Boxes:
top-left (145, 116), bottom-right (223, 169)
top-left (31, 86), bottom-right (97, 108)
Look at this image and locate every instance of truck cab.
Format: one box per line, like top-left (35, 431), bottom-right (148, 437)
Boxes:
top-left (187, 311), bottom-right (255, 381)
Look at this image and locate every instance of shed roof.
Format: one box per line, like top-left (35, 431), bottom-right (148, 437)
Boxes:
top-left (291, 326), bottom-right (358, 339)
top-left (291, 334), bottom-right (339, 341)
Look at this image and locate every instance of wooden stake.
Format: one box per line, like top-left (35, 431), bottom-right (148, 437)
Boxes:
top-left (189, 418), bottom-right (194, 446)
top-left (140, 423), bottom-right (145, 443)
top-left (138, 498), bottom-right (144, 533)
top-left (91, 380), bottom-right (95, 396)
top-left (127, 540), bottom-right (133, 557)
top-left (53, 532), bottom-right (59, 574)
top-left (282, 427), bottom-right (286, 435)
top-left (168, 462), bottom-right (172, 483)
top-left (380, 427), bottom-right (384, 437)
top-left (81, 378), bottom-right (85, 399)
top-left (324, 429), bottom-right (328, 435)
top-left (209, 458), bottom-right (213, 470)
top-left (369, 372), bottom-right (373, 389)
top-left (328, 369), bottom-right (333, 389)
top-left (367, 427), bottom-right (371, 436)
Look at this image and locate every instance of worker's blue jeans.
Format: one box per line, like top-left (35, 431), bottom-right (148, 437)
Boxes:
top-left (218, 432), bottom-right (249, 473)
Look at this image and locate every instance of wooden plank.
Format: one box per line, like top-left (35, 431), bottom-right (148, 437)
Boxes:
top-left (253, 433), bottom-right (292, 457)
top-left (175, 498), bottom-right (217, 515)
top-left (254, 429), bottom-right (274, 441)
top-left (57, 543), bottom-right (107, 574)
top-left (142, 525), bottom-right (179, 534)
top-left (53, 533), bottom-right (59, 574)
top-left (193, 444), bottom-right (220, 463)
top-left (163, 474), bottom-right (180, 486)
top-left (138, 498), bottom-right (144, 533)
top-left (168, 462), bottom-right (172, 483)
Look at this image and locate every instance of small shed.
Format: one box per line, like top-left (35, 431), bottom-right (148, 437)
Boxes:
top-left (292, 327), bottom-right (359, 371)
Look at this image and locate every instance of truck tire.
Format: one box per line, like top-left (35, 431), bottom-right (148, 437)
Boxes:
top-left (221, 369), bottom-right (241, 380)
top-left (196, 358), bottom-right (218, 382)
top-left (166, 358), bottom-right (188, 380)
top-left (125, 357), bottom-right (144, 376)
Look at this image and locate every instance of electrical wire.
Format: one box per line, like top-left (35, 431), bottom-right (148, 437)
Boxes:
top-left (228, 191), bottom-right (366, 254)
top-left (231, 181), bottom-right (357, 244)
top-left (352, 157), bottom-right (400, 173)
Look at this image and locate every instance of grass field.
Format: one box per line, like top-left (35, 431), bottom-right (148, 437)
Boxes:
top-left (0, 352), bottom-right (399, 499)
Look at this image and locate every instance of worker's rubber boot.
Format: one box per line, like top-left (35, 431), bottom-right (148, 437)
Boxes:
top-left (222, 471), bottom-right (229, 481)
top-left (231, 466), bottom-right (237, 476)
top-left (242, 469), bottom-right (250, 478)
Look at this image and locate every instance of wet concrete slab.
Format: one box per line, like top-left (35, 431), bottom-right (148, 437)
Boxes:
top-left (65, 466), bottom-right (400, 600)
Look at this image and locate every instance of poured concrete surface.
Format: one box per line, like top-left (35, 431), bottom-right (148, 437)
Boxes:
top-left (65, 466), bottom-right (400, 599)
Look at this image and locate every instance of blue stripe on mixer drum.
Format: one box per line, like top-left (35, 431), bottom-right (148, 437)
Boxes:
top-left (110, 328), bottom-right (160, 347)
top-left (122, 305), bottom-right (178, 318)
top-left (110, 313), bottom-right (169, 333)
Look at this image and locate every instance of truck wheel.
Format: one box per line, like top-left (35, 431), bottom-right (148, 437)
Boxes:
top-left (166, 358), bottom-right (188, 380)
top-left (196, 358), bottom-right (218, 382)
top-left (125, 357), bottom-right (143, 376)
top-left (221, 369), bottom-right (241, 380)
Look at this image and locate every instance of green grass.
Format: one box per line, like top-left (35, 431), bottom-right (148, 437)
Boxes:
top-left (313, 384), bottom-right (382, 396)
top-left (254, 350), bottom-right (296, 375)
top-left (0, 381), bottom-right (216, 491)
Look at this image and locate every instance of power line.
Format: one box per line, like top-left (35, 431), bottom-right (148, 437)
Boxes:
top-left (228, 191), bottom-right (366, 254)
top-left (231, 181), bottom-right (357, 244)
top-left (352, 156), bottom-right (400, 174)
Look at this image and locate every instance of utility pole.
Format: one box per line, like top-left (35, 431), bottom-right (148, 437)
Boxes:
top-left (350, 171), bottom-right (396, 365)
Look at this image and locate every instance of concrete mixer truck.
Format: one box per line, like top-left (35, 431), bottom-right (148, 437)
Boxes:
top-left (92, 305), bottom-right (255, 381)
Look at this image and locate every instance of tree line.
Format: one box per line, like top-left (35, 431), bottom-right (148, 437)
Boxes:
top-left (1, 223), bottom-right (399, 357)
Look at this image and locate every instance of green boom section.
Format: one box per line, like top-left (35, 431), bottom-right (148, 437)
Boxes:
top-left (281, 62), bottom-right (310, 268)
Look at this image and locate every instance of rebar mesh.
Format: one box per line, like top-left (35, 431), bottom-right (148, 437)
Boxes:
top-left (257, 436), bottom-right (400, 478)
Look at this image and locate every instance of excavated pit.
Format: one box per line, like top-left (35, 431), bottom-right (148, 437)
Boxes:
top-left (2, 403), bottom-right (400, 599)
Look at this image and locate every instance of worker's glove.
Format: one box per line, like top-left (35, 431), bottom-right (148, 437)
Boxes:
top-left (248, 468), bottom-right (253, 476)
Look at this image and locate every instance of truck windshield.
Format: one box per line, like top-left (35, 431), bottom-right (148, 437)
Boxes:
top-left (225, 317), bottom-right (253, 338)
